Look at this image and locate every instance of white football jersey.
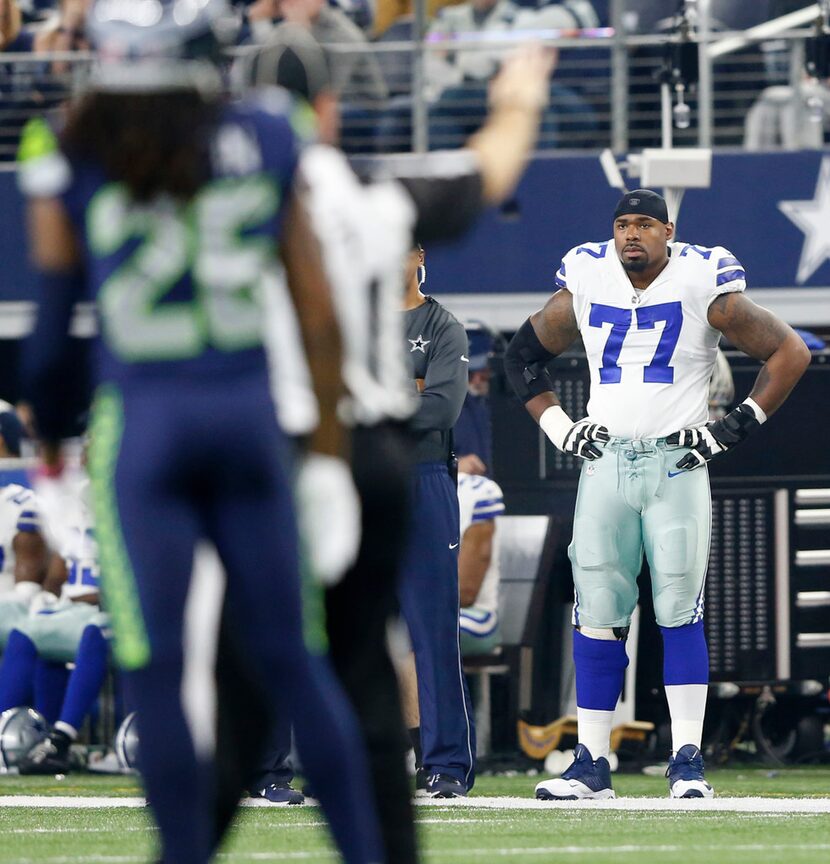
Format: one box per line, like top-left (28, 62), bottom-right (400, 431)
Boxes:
top-left (556, 240), bottom-right (746, 439)
top-left (0, 484), bottom-right (43, 595)
top-left (457, 472), bottom-right (505, 616)
top-left (55, 480), bottom-right (99, 601)
top-left (290, 144), bottom-right (418, 428)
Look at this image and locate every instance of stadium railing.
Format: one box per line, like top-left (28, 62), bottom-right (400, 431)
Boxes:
top-left (0, 17), bottom-right (825, 162)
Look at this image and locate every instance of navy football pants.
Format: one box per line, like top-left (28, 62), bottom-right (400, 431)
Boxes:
top-left (398, 462), bottom-right (476, 790)
top-left (89, 375), bottom-right (381, 864)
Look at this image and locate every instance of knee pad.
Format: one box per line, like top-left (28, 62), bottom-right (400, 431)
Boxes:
top-left (651, 518), bottom-right (697, 577)
top-left (569, 517), bottom-right (617, 571)
top-left (578, 626), bottom-right (629, 642)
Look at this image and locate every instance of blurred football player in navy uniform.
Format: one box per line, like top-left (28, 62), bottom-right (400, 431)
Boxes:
top-left (17, 2), bottom-right (381, 862)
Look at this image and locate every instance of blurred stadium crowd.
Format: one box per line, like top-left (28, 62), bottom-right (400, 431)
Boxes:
top-left (2, 0), bottom-right (829, 159)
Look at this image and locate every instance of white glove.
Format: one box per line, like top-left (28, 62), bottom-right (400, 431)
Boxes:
top-left (539, 406), bottom-right (610, 461)
top-left (296, 454), bottom-right (361, 586)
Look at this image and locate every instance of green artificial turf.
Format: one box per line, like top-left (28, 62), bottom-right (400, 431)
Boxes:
top-left (0, 769), bottom-right (828, 863)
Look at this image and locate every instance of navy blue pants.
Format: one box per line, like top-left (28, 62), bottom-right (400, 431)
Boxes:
top-left (89, 373), bottom-right (381, 864)
top-left (398, 462), bottom-right (476, 790)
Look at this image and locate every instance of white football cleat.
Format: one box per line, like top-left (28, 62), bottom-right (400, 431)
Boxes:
top-left (667, 744), bottom-right (714, 799)
top-left (535, 744), bottom-right (616, 800)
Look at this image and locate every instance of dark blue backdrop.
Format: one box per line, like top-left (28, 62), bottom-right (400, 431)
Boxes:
top-left (2, 150), bottom-right (829, 300)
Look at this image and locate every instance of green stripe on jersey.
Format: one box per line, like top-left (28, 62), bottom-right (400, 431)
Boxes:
top-left (87, 385), bottom-right (151, 670)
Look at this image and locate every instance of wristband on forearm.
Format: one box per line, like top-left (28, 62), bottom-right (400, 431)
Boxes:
top-left (539, 405), bottom-right (573, 452)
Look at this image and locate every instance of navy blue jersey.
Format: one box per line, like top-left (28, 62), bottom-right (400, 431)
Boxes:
top-left (19, 90), bottom-right (309, 390)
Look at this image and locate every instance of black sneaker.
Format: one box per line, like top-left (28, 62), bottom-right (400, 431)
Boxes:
top-left (415, 767), bottom-right (427, 792)
top-left (18, 729), bottom-right (72, 775)
top-left (425, 773), bottom-right (467, 799)
top-left (251, 782), bottom-right (304, 805)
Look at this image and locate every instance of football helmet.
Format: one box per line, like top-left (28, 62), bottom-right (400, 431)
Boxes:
top-left (0, 707), bottom-right (49, 773)
top-left (114, 711), bottom-right (140, 773)
top-left (86, 0), bottom-right (238, 92)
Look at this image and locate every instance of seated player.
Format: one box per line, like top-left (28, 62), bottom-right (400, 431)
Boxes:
top-left (0, 474), bottom-right (109, 773)
top-left (0, 411), bottom-right (51, 649)
top-left (457, 471), bottom-right (505, 656)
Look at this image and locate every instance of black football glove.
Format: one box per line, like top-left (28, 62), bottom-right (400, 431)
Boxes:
top-left (562, 420), bottom-right (611, 461)
top-left (667, 401), bottom-right (763, 471)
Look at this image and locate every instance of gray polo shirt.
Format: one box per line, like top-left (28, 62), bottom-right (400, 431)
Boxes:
top-left (404, 296), bottom-right (469, 464)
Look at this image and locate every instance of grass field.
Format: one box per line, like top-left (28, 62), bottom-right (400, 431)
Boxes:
top-left (1, 768), bottom-right (829, 863)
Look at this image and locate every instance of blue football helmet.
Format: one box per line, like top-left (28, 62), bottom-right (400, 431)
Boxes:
top-left (0, 707), bottom-right (49, 773)
top-left (87, 0), bottom-right (238, 92)
top-left (114, 711), bottom-right (140, 773)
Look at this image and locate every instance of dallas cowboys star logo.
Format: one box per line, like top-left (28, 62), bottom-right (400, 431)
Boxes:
top-left (779, 157), bottom-right (830, 284)
top-left (409, 334), bottom-right (430, 353)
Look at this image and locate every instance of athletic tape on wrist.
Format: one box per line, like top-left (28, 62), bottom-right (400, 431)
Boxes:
top-left (539, 405), bottom-right (573, 452)
top-left (742, 397), bottom-right (767, 425)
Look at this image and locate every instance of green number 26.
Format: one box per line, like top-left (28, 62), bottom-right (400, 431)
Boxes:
top-left (87, 175), bottom-right (280, 361)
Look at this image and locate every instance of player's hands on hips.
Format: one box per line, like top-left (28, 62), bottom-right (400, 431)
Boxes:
top-left (296, 453), bottom-right (361, 586)
top-left (562, 419), bottom-right (611, 461)
top-left (538, 405), bottom-right (610, 461)
top-left (667, 400), bottom-right (765, 471)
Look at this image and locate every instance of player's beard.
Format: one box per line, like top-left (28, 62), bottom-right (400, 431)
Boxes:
top-left (622, 257), bottom-right (649, 273)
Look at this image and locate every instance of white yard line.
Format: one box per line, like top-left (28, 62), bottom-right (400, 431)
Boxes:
top-left (7, 843), bottom-right (830, 864)
top-left (412, 796), bottom-right (830, 813)
top-left (1, 795), bottom-right (829, 813)
top-left (421, 845), bottom-right (830, 857)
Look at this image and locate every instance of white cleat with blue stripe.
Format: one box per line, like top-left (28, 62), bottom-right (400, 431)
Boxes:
top-left (535, 744), bottom-right (616, 800)
top-left (667, 744), bottom-right (715, 799)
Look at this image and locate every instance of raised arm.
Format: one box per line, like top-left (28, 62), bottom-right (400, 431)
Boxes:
top-left (504, 289), bottom-right (609, 460)
top-left (466, 45), bottom-right (553, 206)
top-left (668, 293), bottom-right (811, 471)
top-left (22, 196), bottom-right (87, 464)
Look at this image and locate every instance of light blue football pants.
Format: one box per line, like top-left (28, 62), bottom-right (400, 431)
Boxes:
top-left (568, 438), bottom-right (711, 630)
top-left (17, 602), bottom-right (110, 663)
top-left (0, 598), bottom-right (29, 649)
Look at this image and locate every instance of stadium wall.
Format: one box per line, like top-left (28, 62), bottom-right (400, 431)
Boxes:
top-left (1, 150), bottom-right (830, 330)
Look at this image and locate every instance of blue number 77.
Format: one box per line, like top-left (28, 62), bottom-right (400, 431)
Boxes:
top-left (589, 301), bottom-right (683, 384)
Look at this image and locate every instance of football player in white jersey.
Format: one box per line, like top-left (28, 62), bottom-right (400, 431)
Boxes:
top-left (505, 189), bottom-right (811, 800)
top-left (457, 472), bottom-right (505, 656)
top-left (0, 475), bottom-right (110, 773)
top-left (0, 411), bottom-right (50, 649)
